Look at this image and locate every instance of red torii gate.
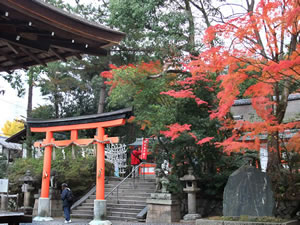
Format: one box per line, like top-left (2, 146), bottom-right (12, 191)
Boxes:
top-left (27, 108), bottom-right (132, 224)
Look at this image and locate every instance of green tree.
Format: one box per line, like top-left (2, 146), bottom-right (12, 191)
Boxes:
top-left (0, 156), bottom-right (8, 178)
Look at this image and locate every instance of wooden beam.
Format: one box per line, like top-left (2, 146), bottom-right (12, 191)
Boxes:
top-left (19, 47), bottom-right (47, 66)
top-left (30, 119), bottom-right (126, 132)
top-left (0, 33), bottom-right (49, 51)
top-left (48, 39), bottom-right (107, 56)
top-left (56, 43), bottom-right (107, 56)
top-left (2, 51), bottom-right (27, 69)
top-left (75, 54), bottom-right (82, 60)
top-left (0, 65), bottom-right (9, 73)
top-left (6, 42), bottom-right (19, 54)
top-left (49, 48), bottom-right (66, 62)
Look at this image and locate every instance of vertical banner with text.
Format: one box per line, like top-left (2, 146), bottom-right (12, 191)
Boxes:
top-left (141, 138), bottom-right (149, 160)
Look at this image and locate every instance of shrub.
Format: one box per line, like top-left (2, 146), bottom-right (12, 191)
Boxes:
top-left (8, 154), bottom-right (114, 201)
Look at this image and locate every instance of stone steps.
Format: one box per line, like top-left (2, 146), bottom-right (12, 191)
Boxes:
top-left (71, 177), bottom-right (156, 221)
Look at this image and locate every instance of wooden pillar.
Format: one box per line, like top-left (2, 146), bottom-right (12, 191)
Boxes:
top-left (96, 127), bottom-right (105, 200)
top-left (40, 131), bottom-right (53, 198)
top-left (71, 130), bottom-right (78, 159)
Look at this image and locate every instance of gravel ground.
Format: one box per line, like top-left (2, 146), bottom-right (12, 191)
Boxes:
top-left (18, 217), bottom-right (195, 225)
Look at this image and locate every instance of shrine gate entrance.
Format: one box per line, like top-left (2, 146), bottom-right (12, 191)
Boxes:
top-left (27, 108), bottom-right (132, 224)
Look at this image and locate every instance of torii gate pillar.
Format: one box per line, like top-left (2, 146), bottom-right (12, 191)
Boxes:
top-left (27, 108), bottom-right (132, 224)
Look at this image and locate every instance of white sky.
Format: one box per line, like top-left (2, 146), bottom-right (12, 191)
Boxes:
top-left (0, 75), bottom-right (46, 134)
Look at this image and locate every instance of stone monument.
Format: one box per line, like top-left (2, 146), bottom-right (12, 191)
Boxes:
top-left (180, 167), bottom-right (201, 221)
top-left (223, 165), bottom-right (275, 217)
top-left (146, 168), bottom-right (181, 223)
top-left (19, 170), bottom-right (35, 214)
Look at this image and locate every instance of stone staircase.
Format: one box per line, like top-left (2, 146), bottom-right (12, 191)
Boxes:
top-left (71, 177), bottom-right (156, 222)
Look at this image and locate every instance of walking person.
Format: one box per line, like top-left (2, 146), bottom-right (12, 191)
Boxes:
top-left (131, 147), bottom-right (141, 178)
top-left (61, 183), bottom-right (73, 223)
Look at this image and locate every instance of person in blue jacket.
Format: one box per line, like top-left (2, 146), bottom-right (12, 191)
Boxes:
top-left (61, 183), bottom-right (72, 223)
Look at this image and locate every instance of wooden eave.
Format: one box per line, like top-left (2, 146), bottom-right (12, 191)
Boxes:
top-left (0, 0), bottom-right (125, 72)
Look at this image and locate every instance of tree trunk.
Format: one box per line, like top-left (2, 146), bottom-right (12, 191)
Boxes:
top-left (266, 131), bottom-right (281, 173)
top-left (97, 81), bottom-right (106, 114)
top-left (26, 73), bottom-right (33, 158)
top-left (265, 33), bottom-right (295, 174)
top-left (184, 0), bottom-right (195, 52)
top-left (54, 92), bottom-right (59, 118)
top-left (72, 145), bottom-right (76, 159)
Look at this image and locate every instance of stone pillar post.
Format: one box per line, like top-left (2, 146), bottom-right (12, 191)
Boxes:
top-left (0, 194), bottom-right (8, 210)
top-left (180, 167), bottom-right (201, 221)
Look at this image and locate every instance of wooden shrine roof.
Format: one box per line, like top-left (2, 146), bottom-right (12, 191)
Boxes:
top-left (0, 0), bottom-right (125, 72)
top-left (27, 107), bottom-right (133, 128)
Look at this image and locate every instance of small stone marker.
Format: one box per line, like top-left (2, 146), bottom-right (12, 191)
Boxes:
top-left (223, 165), bottom-right (274, 217)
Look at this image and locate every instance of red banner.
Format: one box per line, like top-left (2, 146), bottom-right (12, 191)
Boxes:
top-left (141, 138), bottom-right (149, 160)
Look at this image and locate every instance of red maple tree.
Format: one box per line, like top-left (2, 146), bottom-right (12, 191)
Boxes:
top-left (162, 0), bottom-right (300, 173)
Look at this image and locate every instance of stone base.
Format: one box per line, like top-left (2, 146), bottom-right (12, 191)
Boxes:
top-left (37, 198), bottom-right (52, 219)
top-left (32, 198), bottom-right (38, 217)
top-left (91, 199), bottom-right (110, 223)
top-left (33, 216), bottom-right (53, 221)
top-left (49, 199), bottom-right (63, 217)
top-left (0, 194), bottom-right (8, 211)
top-left (21, 206), bottom-right (33, 215)
top-left (33, 190), bottom-right (63, 217)
top-left (89, 220), bottom-right (112, 225)
top-left (146, 193), bottom-right (181, 223)
top-left (183, 213), bottom-right (201, 221)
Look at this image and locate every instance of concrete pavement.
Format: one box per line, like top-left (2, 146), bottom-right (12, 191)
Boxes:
top-left (19, 217), bottom-right (195, 225)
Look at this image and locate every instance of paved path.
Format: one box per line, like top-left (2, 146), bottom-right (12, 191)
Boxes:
top-left (19, 217), bottom-right (195, 225)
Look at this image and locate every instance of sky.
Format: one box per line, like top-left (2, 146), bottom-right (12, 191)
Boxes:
top-left (0, 76), bottom-right (46, 134)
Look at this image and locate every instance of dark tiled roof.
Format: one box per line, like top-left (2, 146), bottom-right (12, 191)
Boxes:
top-left (233, 93), bottom-right (300, 106)
top-left (0, 136), bottom-right (22, 150)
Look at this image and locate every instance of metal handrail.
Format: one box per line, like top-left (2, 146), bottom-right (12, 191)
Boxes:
top-left (105, 162), bottom-right (145, 201)
top-left (71, 185), bottom-right (96, 210)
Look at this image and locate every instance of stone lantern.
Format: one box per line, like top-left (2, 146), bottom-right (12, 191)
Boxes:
top-left (180, 167), bottom-right (201, 221)
top-left (19, 170), bottom-right (35, 214)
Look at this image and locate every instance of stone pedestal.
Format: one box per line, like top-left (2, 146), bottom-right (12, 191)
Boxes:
top-left (33, 188), bottom-right (62, 219)
top-left (33, 197), bottom-right (53, 221)
top-left (32, 194), bottom-right (39, 217)
top-left (146, 193), bottom-right (181, 223)
top-left (49, 188), bottom-right (63, 217)
top-left (0, 194), bottom-right (8, 210)
top-left (89, 200), bottom-right (111, 225)
top-left (22, 192), bottom-right (33, 215)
